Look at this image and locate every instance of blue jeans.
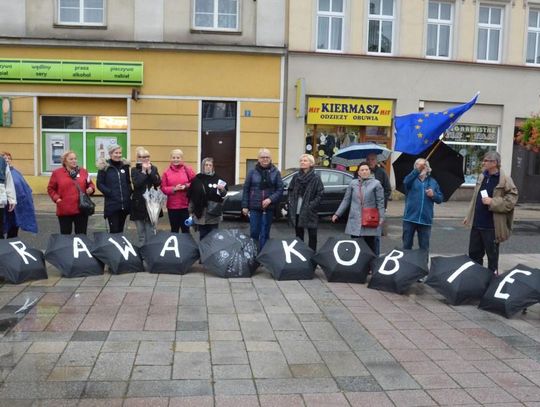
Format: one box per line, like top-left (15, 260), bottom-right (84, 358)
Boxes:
top-left (249, 210), bottom-right (273, 251)
top-left (402, 220), bottom-right (431, 253)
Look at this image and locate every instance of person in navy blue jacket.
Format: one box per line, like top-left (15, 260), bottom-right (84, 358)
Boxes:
top-left (402, 158), bottom-right (443, 257)
top-left (241, 148), bottom-right (283, 251)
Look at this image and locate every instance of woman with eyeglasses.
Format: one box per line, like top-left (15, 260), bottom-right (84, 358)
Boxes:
top-left (130, 147), bottom-right (161, 245)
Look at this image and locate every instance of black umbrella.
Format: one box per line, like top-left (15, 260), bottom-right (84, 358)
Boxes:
top-left (257, 238), bottom-right (316, 280)
top-left (393, 141), bottom-right (464, 201)
top-left (426, 255), bottom-right (493, 305)
top-left (91, 232), bottom-right (144, 275)
top-left (368, 248), bottom-right (428, 294)
top-left (479, 264), bottom-right (540, 318)
top-left (199, 229), bottom-right (258, 278)
top-left (140, 232), bottom-right (199, 274)
top-left (0, 239), bottom-right (47, 284)
top-left (313, 236), bottom-right (375, 283)
top-left (44, 234), bottom-right (104, 278)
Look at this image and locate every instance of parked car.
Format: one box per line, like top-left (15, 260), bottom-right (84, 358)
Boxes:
top-left (223, 167), bottom-right (354, 218)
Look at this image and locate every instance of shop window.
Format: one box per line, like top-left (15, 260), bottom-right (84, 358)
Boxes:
top-left (426, 1), bottom-right (453, 59)
top-left (526, 9), bottom-right (540, 64)
top-left (445, 124), bottom-right (499, 184)
top-left (41, 115), bottom-right (127, 174)
top-left (193, 0), bottom-right (240, 31)
top-left (58, 0), bottom-right (105, 26)
top-left (316, 0), bottom-right (345, 52)
top-left (477, 4), bottom-right (503, 63)
top-left (367, 0), bottom-right (394, 54)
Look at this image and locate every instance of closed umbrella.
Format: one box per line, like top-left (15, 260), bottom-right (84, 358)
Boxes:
top-left (140, 232), bottom-right (199, 274)
top-left (257, 238), bottom-right (316, 280)
top-left (332, 142), bottom-right (392, 167)
top-left (199, 229), bottom-right (258, 278)
top-left (425, 255), bottom-right (493, 305)
top-left (143, 187), bottom-right (166, 228)
top-left (313, 236), bottom-right (375, 283)
top-left (0, 239), bottom-right (47, 284)
top-left (44, 234), bottom-right (104, 278)
top-left (91, 232), bottom-right (144, 275)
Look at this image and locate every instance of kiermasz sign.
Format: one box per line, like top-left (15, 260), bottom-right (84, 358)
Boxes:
top-left (0, 59), bottom-right (143, 86)
top-left (307, 97), bottom-right (393, 126)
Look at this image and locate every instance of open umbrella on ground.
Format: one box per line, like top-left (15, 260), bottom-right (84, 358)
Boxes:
top-left (313, 236), bottom-right (375, 283)
top-left (44, 234), bottom-right (104, 278)
top-left (91, 232), bottom-right (144, 275)
top-left (426, 254), bottom-right (494, 305)
top-left (257, 238), bottom-right (316, 280)
top-left (393, 141), bottom-right (464, 201)
top-left (368, 248), bottom-right (428, 294)
top-left (199, 229), bottom-right (258, 278)
top-left (140, 232), bottom-right (199, 274)
top-left (332, 142), bottom-right (392, 167)
top-left (479, 264), bottom-right (540, 318)
top-left (0, 239), bottom-right (47, 284)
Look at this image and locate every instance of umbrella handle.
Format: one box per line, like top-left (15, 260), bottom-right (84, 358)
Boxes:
top-left (426, 139), bottom-right (442, 161)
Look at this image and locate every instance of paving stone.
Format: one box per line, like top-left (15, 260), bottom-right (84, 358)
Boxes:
top-left (466, 386), bottom-right (519, 404)
top-left (289, 363), bottom-right (331, 378)
top-left (302, 322), bottom-right (341, 341)
top-left (214, 395), bottom-right (260, 407)
top-left (32, 399), bottom-right (79, 407)
top-left (412, 373), bottom-right (459, 389)
top-left (136, 341), bottom-right (174, 366)
top-left (320, 351), bottom-right (368, 377)
top-left (210, 330), bottom-right (244, 341)
top-left (70, 330), bottom-right (109, 342)
top-left (122, 397), bottom-right (170, 407)
top-left (175, 330), bottom-right (209, 342)
top-left (100, 340), bottom-right (139, 353)
top-left (89, 352), bottom-right (135, 381)
top-left (487, 372), bottom-right (537, 388)
top-left (332, 321), bottom-right (379, 350)
top-left (279, 340), bottom-right (322, 364)
top-left (505, 385), bottom-right (540, 402)
top-left (211, 341), bottom-right (248, 365)
top-left (472, 359), bottom-right (514, 373)
top-left (213, 364), bottom-right (253, 379)
top-left (168, 395), bottom-right (214, 407)
top-left (267, 313), bottom-right (302, 331)
top-left (27, 341), bottom-right (67, 354)
top-left (0, 342), bottom-right (32, 367)
top-left (82, 381), bottom-right (128, 398)
top-left (177, 321), bottom-right (209, 331)
top-left (107, 331), bottom-right (175, 342)
top-left (172, 352), bottom-right (211, 379)
top-left (174, 341), bottom-right (209, 352)
top-left (345, 391), bottom-right (395, 407)
top-left (177, 306), bottom-right (208, 322)
top-left (275, 331), bottom-right (309, 341)
top-left (48, 366), bottom-right (91, 381)
top-left (402, 361), bottom-right (444, 375)
top-left (354, 350), bottom-right (395, 364)
top-left (364, 360), bottom-right (420, 391)
top-left (450, 372), bottom-right (497, 388)
top-left (240, 320), bottom-right (276, 341)
top-left (214, 379), bottom-right (256, 395)
top-left (256, 378), bottom-right (339, 394)
top-left (126, 380), bottom-right (213, 397)
top-left (248, 351), bottom-right (291, 378)
top-left (259, 394), bottom-right (305, 407)
top-left (335, 376), bottom-right (382, 392)
top-left (245, 341), bottom-right (281, 352)
top-left (0, 381), bottom-right (85, 399)
top-left (386, 389), bottom-right (437, 407)
top-left (312, 339), bottom-right (350, 352)
top-left (5, 353), bottom-right (58, 382)
top-left (302, 392), bottom-right (350, 406)
top-left (131, 365), bottom-right (172, 381)
top-left (209, 314), bottom-right (240, 331)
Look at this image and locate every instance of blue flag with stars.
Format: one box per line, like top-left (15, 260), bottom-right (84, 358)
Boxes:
top-left (394, 94), bottom-right (478, 155)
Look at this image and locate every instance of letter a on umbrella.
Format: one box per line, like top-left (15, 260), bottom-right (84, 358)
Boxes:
top-left (44, 234), bottom-right (104, 278)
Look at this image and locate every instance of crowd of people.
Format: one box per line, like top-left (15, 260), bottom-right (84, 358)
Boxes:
top-left (0, 145), bottom-right (518, 274)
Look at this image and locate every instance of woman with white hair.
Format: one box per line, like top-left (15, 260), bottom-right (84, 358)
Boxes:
top-left (161, 149), bottom-right (195, 233)
top-left (97, 144), bottom-right (132, 233)
top-left (401, 158), bottom-right (443, 256)
top-left (287, 154), bottom-right (324, 251)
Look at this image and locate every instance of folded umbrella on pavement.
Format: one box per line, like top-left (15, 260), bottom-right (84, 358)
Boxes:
top-left (368, 248), bottom-right (429, 294)
top-left (91, 232), bottom-right (144, 275)
top-left (313, 236), bottom-right (375, 283)
top-left (199, 229), bottom-right (258, 278)
top-left (44, 234), bottom-right (104, 278)
top-left (0, 239), bottom-right (47, 284)
top-left (479, 264), bottom-right (540, 318)
top-left (426, 254), bottom-right (494, 305)
top-left (140, 232), bottom-right (199, 274)
top-left (257, 238), bottom-right (316, 281)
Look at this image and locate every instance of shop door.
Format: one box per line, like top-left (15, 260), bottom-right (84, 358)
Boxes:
top-left (201, 101), bottom-right (237, 185)
top-left (511, 145), bottom-right (540, 202)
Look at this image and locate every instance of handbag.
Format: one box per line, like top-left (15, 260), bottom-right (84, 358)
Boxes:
top-left (73, 179), bottom-right (95, 216)
top-left (359, 181), bottom-right (379, 228)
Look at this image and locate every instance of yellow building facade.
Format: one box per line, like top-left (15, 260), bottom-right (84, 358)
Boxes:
top-left (0, 46), bottom-right (283, 193)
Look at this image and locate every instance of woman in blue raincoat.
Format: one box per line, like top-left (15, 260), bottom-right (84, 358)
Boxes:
top-left (2, 152), bottom-right (38, 237)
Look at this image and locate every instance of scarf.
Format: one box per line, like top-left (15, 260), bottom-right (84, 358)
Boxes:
top-left (66, 166), bottom-right (80, 179)
top-left (294, 168), bottom-right (316, 196)
top-left (255, 163), bottom-right (272, 190)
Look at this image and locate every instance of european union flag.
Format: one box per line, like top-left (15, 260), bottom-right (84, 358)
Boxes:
top-left (394, 94), bottom-right (478, 155)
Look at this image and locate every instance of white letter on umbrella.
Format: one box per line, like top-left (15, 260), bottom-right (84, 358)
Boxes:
top-left (282, 240), bottom-right (307, 264)
top-left (446, 261), bottom-right (475, 283)
top-left (494, 269), bottom-right (532, 300)
top-left (378, 249), bottom-right (404, 275)
top-left (108, 236), bottom-right (137, 260)
top-left (9, 241), bottom-right (38, 265)
top-left (160, 236), bottom-right (180, 258)
top-left (73, 237), bottom-right (92, 259)
top-left (333, 240), bottom-right (360, 266)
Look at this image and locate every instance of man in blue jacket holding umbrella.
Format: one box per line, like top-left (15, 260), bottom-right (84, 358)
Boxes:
top-left (402, 158), bottom-right (443, 259)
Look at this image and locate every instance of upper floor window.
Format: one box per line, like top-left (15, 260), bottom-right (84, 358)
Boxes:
top-left (426, 1), bottom-right (453, 58)
top-left (368, 0), bottom-right (394, 54)
top-left (193, 0), bottom-right (239, 31)
top-left (527, 9), bottom-right (540, 64)
top-left (58, 0), bottom-right (104, 26)
top-left (316, 0), bottom-right (344, 52)
top-left (477, 4), bottom-right (503, 63)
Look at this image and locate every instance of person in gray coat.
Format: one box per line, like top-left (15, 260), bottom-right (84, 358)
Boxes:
top-left (287, 154), bottom-right (324, 251)
top-left (332, 162), bottom-right (385, 253)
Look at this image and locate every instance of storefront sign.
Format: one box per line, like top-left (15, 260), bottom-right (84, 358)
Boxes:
top-left (307, 97), bottom-right (393, 126)
top-left (0, 59), bottom-right (143, 86)
top-left (445, 124), bottom-right (498, 143)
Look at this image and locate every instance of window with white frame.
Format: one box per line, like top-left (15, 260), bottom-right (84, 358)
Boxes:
top-left (316, 0), bottom-right (344, 51)
top-left (193, 0), bottom-right (239, 31)
top-left (368, 0), bottom-right (394, 54)
top-left (58, 0), bottom-right (104, 25)
top-left (426, 1), bottom-right (453, 58)
top-left (477, 4), bottom-right (503, 62)
top-left (527, 9), bottom-right (540, 64)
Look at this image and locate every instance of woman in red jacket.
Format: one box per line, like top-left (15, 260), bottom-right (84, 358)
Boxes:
top-left (47, 151), bottom-right (95, 235)
top-left (161, 149), bottom-right (195, 233)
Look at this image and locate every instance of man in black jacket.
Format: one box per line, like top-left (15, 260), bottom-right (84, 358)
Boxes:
top-left (367, 153), bottom-right (391, 255)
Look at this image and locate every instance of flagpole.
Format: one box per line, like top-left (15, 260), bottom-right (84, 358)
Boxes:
top-left (426, 138), bottom-right (443, 161)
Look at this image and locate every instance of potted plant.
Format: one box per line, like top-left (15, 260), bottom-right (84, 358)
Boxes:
top-left (516, 115), bottom-right (540, 153)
